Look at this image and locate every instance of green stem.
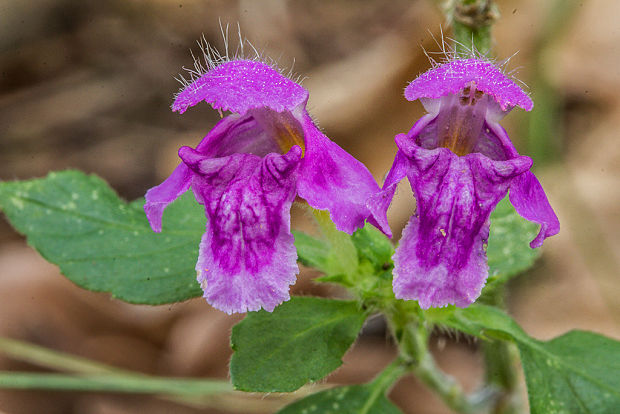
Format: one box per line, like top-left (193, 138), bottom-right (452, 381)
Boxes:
top-left (369, 358), bottom-right (408, 393)
top-left (448, 0), bottom-right (498, 56)
top-left (406, 325), bottom-right (477, 413)
top-left (481, 288), bottom-right (522, 414)
top-left (482, 341), bottom-right (521, 414)
top-left (525, 0), bottom-right (582, 164)
top-left (0, 371), bottom-right (326, 414)
top-left (357, 358), bottom-right (409, 413)
top-left (0, 336), bottom-right (129, 375)
top-left (0, 336), bottom-right (327, 413)
top-left (383, 305), bottom-right (479, 413)
top-left (0, 336), bottom-right (232, 408)
top-left (0, 372), bottom-right (232, 395)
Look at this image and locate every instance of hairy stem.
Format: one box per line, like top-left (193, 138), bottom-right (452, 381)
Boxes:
top-left (481, 287), bottom-right (523, 414)
top-left (371, 358), bottom-right (408, 390)
top-left (0, 372), bottom-right (232, 395)
top-left (361, 357), bottom-right (409, 410)
top-left (526, 0), bottom-right (582, 164)
top-left (482, 340), bottom-right (522, 414)
top-left (445, 0), bottom-right (498, 56)
top-left (0, 336), bottom-right (130, 375)
top-left (0, 336), bottom-right (329, 413)
top-left (384, 305), bottom-right (479, 413)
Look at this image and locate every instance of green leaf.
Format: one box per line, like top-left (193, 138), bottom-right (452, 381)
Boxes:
top-left (292, 227), bottom-right (359, 277)
top-left (230, 296), bottom-right (368, 392)
top-left (0, 170), bottom-right (204, 304)
top-left (521, 331), bottom-right (620, 414)
top-left (292, 230), bottom-right (330, 271)
top-left (425, 304), bottom-right (521, 341)
top-left (427, 305), bottom-right (620, 413)
top-left (351, 224), bottom-right (394, 273)
top-left (297, 223), bottom-right (395, 294)
top-left (486, 196), bottom-right (541, 286)
top-left (314, 273), bottom-right (353, 287)
top-left (277, 385), bottom-right (403, 414)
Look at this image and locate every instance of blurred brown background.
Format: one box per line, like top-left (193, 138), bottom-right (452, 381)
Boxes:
top-left (1, 0), bottom-right (619, 413)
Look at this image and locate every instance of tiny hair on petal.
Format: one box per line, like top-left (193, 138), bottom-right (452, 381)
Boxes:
top-left (413, 29), bottom-right (531, 111)
top-left (172, 22), bottom-right (304, 108)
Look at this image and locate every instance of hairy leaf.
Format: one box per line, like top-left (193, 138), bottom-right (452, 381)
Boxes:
top-left (277, 385), bottom-right (402, 414)
top-left (428, 305), bottom-right (620, 413)
top-left (292, 230), bottom-right (330, 271)
top-left (230, 296), bottom-right (368, 392)
top-left (0, 171), bottom-right (203, 304)
top-left (351, 224), bottom-right (394, 273)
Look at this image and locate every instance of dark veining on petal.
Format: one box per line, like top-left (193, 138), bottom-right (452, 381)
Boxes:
top-left (392, 138), bottom-right (532, 307)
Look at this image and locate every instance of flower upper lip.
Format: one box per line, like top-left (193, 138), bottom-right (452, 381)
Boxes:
top-left (172, 59), bottom-right (309, 115)
top-left (405, 58), bottom-right (533, 111)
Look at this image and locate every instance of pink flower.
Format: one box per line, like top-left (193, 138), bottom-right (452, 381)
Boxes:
top-left (369, 58), bottom-right (560, 309)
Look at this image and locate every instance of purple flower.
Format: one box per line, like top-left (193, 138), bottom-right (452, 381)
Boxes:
top-left (144, 58), bottom-right (384, 314)
top-left (369, 58), bottom-right (560, 309)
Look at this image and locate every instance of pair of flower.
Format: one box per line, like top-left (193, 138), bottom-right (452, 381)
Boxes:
top-left (144, 55), bottom-right (559, 314)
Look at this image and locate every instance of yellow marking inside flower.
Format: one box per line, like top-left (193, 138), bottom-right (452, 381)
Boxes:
top-left (274, 121), bottom-right (305, 154)
top-left (439, 83), bottom-right (485, 156)
top-left (250, 108), bottom-right (306, 155)
top-left (441, 114), bottom-right (472, 156)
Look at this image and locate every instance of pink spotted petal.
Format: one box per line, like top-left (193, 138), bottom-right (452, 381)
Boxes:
top-left (393, 215), bottom-right (490, 308)
top-left (393, 135), bottom-right (532, 308)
